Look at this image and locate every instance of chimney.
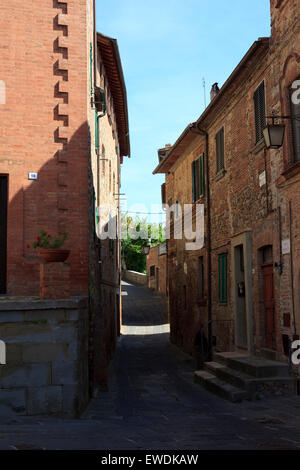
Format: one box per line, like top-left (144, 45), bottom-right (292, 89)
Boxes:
top-left (210, 82), bottom-right (220, 101)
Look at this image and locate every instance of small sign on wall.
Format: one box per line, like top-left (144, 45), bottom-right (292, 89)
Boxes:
top-left (28, 172), bottom-right (38, 181)
top-left (0, 81), bottom-right (5, 105)
top-left (259, 171), bottom-right (266, 187)
top-left (282, 239), bottom-right (291, 255)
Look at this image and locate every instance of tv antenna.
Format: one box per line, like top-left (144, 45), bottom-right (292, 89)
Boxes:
top-left (202, 77), bottom-right (206, 109)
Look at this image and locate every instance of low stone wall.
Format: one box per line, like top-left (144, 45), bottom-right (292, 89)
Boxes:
top-left (123, 270), bottom-right (147, 286)
top-left (0, 297), bottom-right (89, 417)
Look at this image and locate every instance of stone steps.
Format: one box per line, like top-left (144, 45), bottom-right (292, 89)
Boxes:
top-left (194, 370), bottom-right (249, 403)
top-left (194, 352), bottom-right (296, 403)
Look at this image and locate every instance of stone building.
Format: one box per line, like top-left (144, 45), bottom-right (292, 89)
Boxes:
top-left (146, 243), bottom-right (167, 295)
top-left (154, 0), bottom-right (300, 371)
top-left (0, 0), bottom-right (130, 414)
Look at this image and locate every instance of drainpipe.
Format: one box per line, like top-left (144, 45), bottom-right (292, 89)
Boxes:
top-left (189, 123), bottom-right (212, 360)
top-left (289, 200), bottom-right (297, 339)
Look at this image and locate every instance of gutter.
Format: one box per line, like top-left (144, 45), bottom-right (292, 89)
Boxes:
top-left (189, 123), bottom-right (212, 359)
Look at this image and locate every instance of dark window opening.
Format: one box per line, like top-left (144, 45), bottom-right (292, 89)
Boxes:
top-left (216, 127), bottom-right (225, 173)
top-left (150, 265), bottom-right (155, 277)
top-left (254, 81), bottom-right (266, 143)
top-left (290, 82), bottom-right (300, 162)
top-left (192, 153), bottom-right (205, 202)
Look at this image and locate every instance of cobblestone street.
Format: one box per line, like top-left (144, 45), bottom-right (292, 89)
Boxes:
top-left (1, 281), bottom-right (300, 450)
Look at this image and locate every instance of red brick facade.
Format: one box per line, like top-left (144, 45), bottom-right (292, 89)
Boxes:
top-left (146, 244), bottom-right (167, 295)
top-left (0, 0), bottom-right (91, 297)
top-left (155, 0), bottom-right (300, 365)
top-left (0, 1), bottom-right (130, 394)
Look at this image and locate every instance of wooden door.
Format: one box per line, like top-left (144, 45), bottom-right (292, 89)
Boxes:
top-left (262, 263), bottom-right (275, 349)
top-left (0, 176), bottom-right (7, 295)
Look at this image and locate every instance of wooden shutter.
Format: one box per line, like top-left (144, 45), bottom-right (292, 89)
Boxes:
top-left (0, 176), bottom-right (8, 294)
top-left (161, 183), bottom-right (166, 204)
top-left (290, 85), bottom-right (300, 162)
top-left (199, 153), bottom-right (205, 197)
top-left (254, 82), bottom-right (266, 143)
top-left (218, 253), bottom-right (228, 304)
top-left (216, 128), bottom-right (225, 173)
top-left (192, 160), bottom-right (196, 202)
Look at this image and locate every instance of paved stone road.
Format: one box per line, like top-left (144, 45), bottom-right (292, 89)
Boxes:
top-left (1, 281), bottom-right (300, 450)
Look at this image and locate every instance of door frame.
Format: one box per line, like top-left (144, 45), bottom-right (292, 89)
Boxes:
top-left (261, 261), bottom-right (275, 350)
top-left (231, 231), bottom-right (254, 354)
top-left (0, 175), bottom-right (8, 295)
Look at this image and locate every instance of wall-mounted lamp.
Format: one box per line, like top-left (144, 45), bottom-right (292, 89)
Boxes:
top-left (263, 114), bottom-right (300, 149)
top-left (142, 238), bottom-right (151, 256)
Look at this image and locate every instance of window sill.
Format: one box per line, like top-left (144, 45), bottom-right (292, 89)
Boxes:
top-left (215, 169), bottom-right (227, 181)
top-left (250, 138), bottom-right (265, 155)
top-left (281, 160), bottom-right (300, 181)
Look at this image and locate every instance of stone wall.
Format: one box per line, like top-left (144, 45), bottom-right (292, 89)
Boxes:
top-left (146, 245), bottom-right (168, 295)
top-left (123, 270), bottom-right (147, 286)
top-left (0, 297), bottom-right (89, 417)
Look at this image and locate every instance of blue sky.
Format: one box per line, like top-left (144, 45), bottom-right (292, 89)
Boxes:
top-left (96, 0), bottom-right (270, 221)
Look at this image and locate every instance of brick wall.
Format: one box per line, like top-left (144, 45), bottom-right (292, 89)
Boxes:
top-left (0, 0), bottom-right (92, 297)
top-left (146, 244), bottom-right (167, 295)
top-left (160, 0), bottom-right (300, 362)
top-left (0, 297), bottom-right (89, 417)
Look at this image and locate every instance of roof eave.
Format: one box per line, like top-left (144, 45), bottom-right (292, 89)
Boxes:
top-left (97, 32), bottom-right (130, 158)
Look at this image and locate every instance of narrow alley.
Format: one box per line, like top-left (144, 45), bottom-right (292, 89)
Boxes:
top-left (1, 282), bottom-right (300, 450)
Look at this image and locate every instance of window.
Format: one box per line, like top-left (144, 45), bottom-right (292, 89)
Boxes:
top-left (150, 265), bottom-right (155, 277)
top-left (198, 256), bottom-right (204, 300)
top-left (254, 81), bottom-right (266, 143)
top-left (218, 253), bottom-right (228, 304)
top-left (192, 153), bottom-right (205, 202)
top-left (161, 183), bottom-right (166, 204)
top-left (216, 127), bottom-right (225, 173)
top-left (290, 82), bottom-right (300, 162)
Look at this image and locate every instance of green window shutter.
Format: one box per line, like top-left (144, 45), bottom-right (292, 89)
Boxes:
top-left (216, 128), bottom-right (224, 173)
top-left (218, 253), bottom-right (228, 304)
top-left (192, 161), bottom-right (196, 202)
top-left (90, 43), bottom-right (93, 97)
top-left (95, 109), bottom-right (98, 150)
top-left (199, 153), bottom-right (205, 197)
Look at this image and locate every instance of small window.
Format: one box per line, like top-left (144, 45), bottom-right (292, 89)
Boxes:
top-left (192, 153), bottom-right (205, 202)
top-left (161, 183), bottom-right (166, 204)
top-left (218, 253), bottom-right (228, 304)
top-left (150, 265), bottom-right (155, 277)
top-left (290, 82), bottom-right (300, 162)
top-left (198, 256), bottom-right (204, 300)
top-left (216, 127), bottom-right (225, 173)
top-left (254, 81), bottom-right (266, 143)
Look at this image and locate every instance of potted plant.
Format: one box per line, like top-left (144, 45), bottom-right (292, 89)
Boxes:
top-left (32, 230), bottom-right (69, 262)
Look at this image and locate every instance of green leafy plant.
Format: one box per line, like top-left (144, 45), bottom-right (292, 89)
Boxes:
top-left (32, 230), bottom-right (68, 249)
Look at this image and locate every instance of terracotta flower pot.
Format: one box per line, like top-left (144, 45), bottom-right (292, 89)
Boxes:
top-left (39, 249), bottom-right (70, 263)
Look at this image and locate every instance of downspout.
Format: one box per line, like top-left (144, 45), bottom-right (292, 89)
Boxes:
top-left (189, 123), bottom-right (212, 360)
